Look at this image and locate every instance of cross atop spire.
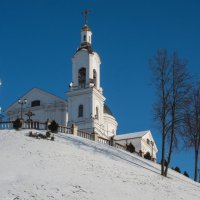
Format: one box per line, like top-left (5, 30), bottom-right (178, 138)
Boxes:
top-left (82, 9), bottom-right (91, 25)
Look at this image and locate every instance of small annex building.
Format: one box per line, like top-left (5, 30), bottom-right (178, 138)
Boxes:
top-left (114, 130), bottom-right (158, 161)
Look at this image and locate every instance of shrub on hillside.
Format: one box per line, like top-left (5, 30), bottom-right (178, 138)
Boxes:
top-left (36, 133), bottom-right (46, 139)
top-left (29, 131), bottom-right (33, 137)
top-left (51, 135), bottom-right (54, 141)
top-left (48, 120), bottom-right (58, 133)
top-left (174, 166), bottom-right (181, 173)
top-left (144, 152), bottom-right (151, 160)
top-left (126, 143), bottom-right (135, 153)
top-left (13, 118), bottom-right (22, 130)
top-left (46, 131), bottom-right (54, 141)
top-left (183, 171), bottom-right (189, 177)
top-left (28, 130), bottom-right (54, 141)
top-left (46, 131), bottom-right (51, 138)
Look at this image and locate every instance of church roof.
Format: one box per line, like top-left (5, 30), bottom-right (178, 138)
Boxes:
top-left (76, 42), bottom-right (94, 54)
top-left (82, 24), bottom-right (91, 32)
top-left (114, 130), bottom-right (150, 140)
top-left (5, 87), bottom-right (67, 113)
top-left (104, 104), bottom-right (113, 116)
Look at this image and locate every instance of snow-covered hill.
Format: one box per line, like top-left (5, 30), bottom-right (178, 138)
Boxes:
top-left (0, 130), bottom-right (199, 200)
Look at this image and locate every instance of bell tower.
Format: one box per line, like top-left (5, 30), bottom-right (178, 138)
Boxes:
top-left (67, 10), bottom-right (105, 135)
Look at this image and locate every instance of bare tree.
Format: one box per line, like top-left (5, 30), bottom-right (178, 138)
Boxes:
top-left (183, 82), bottom-right (200, 181)
top-left (149, 49), bottom-right (170, 176)
top-left (150, 50), bottom-right (190, 177)
top-left (164, 52), bottom-right (190, 176)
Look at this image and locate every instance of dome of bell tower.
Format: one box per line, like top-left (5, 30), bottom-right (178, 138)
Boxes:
top-left (82, 24), bottom-right (91, 32)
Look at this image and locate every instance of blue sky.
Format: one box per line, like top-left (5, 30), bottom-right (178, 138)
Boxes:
top-left (1, 0), bottom-right (200, 179)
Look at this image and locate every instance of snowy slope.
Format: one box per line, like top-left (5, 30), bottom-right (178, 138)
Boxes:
top-left (0, 130), bottom-right (199, 200)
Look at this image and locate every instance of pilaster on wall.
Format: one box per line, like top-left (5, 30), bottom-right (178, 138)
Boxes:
top-left (139, 150), bottom-right (144, 157)
top-left (71, 124), bottom-right (78, 136)
top-left (93, 132), bottom-right (99, 141)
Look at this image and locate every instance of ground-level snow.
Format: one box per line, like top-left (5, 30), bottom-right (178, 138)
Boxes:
top-left (0, 130), bottom-right (199, 200)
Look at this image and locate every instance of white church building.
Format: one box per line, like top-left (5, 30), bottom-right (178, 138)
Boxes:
top-left (5, 19), bottom-right (118, 138)
top-left (5, 13), bottom-right (158, 160)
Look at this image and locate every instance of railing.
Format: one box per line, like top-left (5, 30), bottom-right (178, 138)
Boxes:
top-left (22, 122), bottom-right (46, 130)
top-left (77, 129), bottom-right (94, 140)
top-left (58, 125), bottom-right (72, 134)
top-left (0, 121), bottom-right (47, 130)
top-left (0, 121), bottom-right (14, 129)
top-left (115, 142), bottom-right (127, 150)
top-left (98, 135), bottom-right (127, 150)
top-left (98, 136), bottom-right (110, 145)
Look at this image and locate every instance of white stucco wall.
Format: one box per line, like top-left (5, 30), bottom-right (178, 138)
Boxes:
top-left (67, 90), bottom-right (92, 125)
top-left (67, 86), bottom-right (106, 134)
top-left (115, 138), bottom-right (141, 153)
top-left (72, 50), bottom-right (101, 91)
top-left (141, 133), bottom-right (158, 159)
top-left (103, 113), bottom-right (118, 137)
top-left (114, 131), bottom-right (158, 160)
top-left (6, 88), bottom-right (68, 126)
top-left (81, 29), bottom-right (92, 44)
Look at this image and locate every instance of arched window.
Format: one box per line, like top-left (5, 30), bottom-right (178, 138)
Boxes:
top-left (147, 139), bottom-right (150, 145)
top-left (93, 69), bottom-right (97, 87)
top-left (31, 100), bottom-right (40, 107)
top-left (144, 152), bottom-right (151, 160)
top-left (95, 107), bottom-right (99, 119)
top-left (78, 105), bottom-right (83, 117)
top-left (78, 68), bottom-right (86, 88)
top-left (83, 35), bottom-right (86, 42)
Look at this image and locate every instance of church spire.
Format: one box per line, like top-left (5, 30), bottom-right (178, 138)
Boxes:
top-left (81, 9), bottom-right (92, 45)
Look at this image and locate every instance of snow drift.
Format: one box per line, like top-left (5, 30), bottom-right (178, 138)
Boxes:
top-left (0, 130), bottom-right (199, 200)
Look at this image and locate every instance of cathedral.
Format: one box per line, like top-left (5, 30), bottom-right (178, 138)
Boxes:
top-left (6, 14), bottom-right (118, 138)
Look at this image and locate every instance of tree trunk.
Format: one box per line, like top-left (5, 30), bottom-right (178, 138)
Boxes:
top-left (160, 57), bottom-right (168, 176)
top-left (164, 128), bottom-right (174, 176)
top-left (194, 148), bottom-right (199, 182)
top-left (161, 134), bottom-right (166, 175)
top-left (164, 105), bottom-right (175, 177)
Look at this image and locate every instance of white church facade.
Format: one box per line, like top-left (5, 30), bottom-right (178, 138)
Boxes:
top-left (5, 88), bottom-right (68, 126)
top-left (5, 14), bottom-right (158, 160)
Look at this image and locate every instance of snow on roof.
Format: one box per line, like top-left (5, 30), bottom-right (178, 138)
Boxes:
top-left (114, 130), bottom-right (150, 140)
top-left (5, 87), bottom-right (67, 112)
